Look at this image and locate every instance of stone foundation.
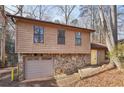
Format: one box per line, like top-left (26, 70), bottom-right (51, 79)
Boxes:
top-left (53, 54), bottom-right (91, 75)
top-left (18, 54), bottom-right (24, 81)
top-left (18, 54), bottom-right (91, 80)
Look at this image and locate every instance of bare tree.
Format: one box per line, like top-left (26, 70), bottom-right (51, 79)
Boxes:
top-left (71, 19), bottom-right (78, 26)
top-left (98, 5), bottom-right (122, 69)
top-left (15, 5), bottom-right (24, 16)
top-left (79, 5), bottom-right (106, 43)
top-left (23, 5), bottom-right (52, 21)
top-left (56, 5), bottom-right (76, 24)
top-left (7, 5), bottom-right (24, 16)
top-left (0, 5), bottom-right (7, 67)
top-left (38, 5), bottom-right (50, 20)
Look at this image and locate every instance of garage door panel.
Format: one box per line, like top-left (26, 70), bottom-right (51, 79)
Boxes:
top-left (25, 58), bottom-right (53, 80)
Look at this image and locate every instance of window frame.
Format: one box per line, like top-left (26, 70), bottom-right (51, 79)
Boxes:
top-left (57, 29), bottom-right (65, 44)
top-left (33, 26), bottom-right (44, 43)
top-left (75, 32), bottom-right (81, 46)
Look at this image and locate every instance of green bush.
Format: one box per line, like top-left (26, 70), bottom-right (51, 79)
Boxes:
top-left (108, 43), bottom-right (124, 63)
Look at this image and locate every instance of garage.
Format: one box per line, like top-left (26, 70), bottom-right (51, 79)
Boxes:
top-left (24, 57), bottom-right (53, 80)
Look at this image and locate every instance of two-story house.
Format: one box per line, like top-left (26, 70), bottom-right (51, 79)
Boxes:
top-left (7, 15), bottom-right (95, 80)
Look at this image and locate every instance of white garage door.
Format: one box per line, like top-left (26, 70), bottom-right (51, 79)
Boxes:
top-left (25, 57), bottom-right (53, 80)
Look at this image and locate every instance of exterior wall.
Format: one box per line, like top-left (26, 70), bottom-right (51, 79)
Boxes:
top-left (18, 54), bottom-right (91, 80)
top-left (16, 19), bottom-right (91, 54)
top-left (91, 49), bottom-right (106, 65)
top-left (97, 49), bottom-right (106, 65)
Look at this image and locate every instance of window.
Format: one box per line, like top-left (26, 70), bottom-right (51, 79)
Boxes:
top-left (33, 26), bottom-right (44, 43)
top-left (58, 29), bottom-right (65, 44)
top-left (75, 32), bottom-right (81, 45)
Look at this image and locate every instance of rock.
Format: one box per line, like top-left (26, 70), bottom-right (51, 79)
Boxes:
top-left (54, 54), bottom-right (91, 75)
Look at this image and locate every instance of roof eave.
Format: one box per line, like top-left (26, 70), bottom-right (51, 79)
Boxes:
top-left (6, 14), bottom-right (95, 33)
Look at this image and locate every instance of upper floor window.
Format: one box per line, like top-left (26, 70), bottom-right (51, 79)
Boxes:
top-left (33, 26), bottom-right (44, 43)
top-left (75, 32), bottom-right (81, 46)
top-left (58, 29), bottom-right (65, 44)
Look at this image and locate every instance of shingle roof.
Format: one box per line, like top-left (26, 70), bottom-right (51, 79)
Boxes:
top-left (91, 43), bottom-right (107, 50)
top-left (7, 14), bottom-right (95, 33)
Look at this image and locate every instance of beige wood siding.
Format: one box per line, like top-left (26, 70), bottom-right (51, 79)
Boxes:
top-left (91, 49), bottom-right (106, 65)
top-left (97, 50), bottom-right (105, 64)
top-left (16, 19), bottom-right (91, 54)
top-left (91, 49), bottom-right (97, 65)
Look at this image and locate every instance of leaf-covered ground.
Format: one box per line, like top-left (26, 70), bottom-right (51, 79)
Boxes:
top-left (72, 69), bottom-right (124, 87)
top-left (1, 68), bottom-right (124, 87)
top-left (20, 68), bottom-right (124, 87)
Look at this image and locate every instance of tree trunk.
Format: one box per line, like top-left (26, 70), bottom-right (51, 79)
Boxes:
top-left (0, 5), bottom-right (7, 67)
top-left (111, 5), bottom-right (118, 45)
top-left (98, 6), bottom-right (122, 70)
top-left (39, 5), bottom-right (42, 20)
top-left (19, 5), bottom-right (23, 16)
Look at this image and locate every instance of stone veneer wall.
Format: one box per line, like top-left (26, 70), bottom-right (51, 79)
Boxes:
top-left (18, 54), bottom-right (91, 80)
top-left (53, 54), bottom-right (91, 75)
top-left (18, 54), bottom-right (24, 81)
